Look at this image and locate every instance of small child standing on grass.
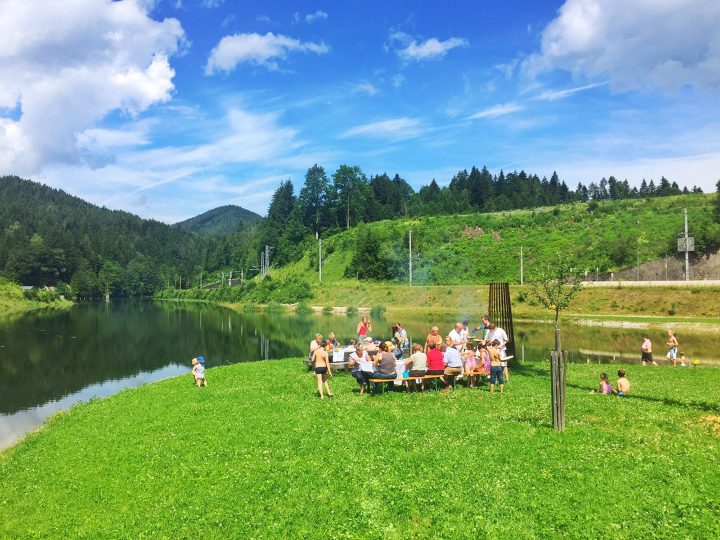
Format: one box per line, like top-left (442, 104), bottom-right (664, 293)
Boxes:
top-left (192, 357), bottom-right (207, 387)
top-left (614, 369), bottom-right (630, 396)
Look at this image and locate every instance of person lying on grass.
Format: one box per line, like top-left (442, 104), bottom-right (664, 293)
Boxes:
top-left (312, 345), bottom-right (333, 399)
top-left (191, 358), bottom-right (207, 388)
top-left (614, 369), bottom-right (631, 396)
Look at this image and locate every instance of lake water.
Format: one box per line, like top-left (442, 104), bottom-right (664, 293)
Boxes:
top-left (1, 299), bottom-right (716, 450)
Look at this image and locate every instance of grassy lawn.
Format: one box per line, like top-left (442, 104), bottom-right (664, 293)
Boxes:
top-left (1, 360), bottom-right (719, 538)
top-left (0, 281), bottom-right (71, 322)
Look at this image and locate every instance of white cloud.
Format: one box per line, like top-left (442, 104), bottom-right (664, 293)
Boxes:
top-left (0, 0), bottom-right (184, 173)
top-left (353, 83), bottom-right (378, 96)
top-left (392, 74), bottom-right (405, 88)
top-left (305, 10), bottom-right (328, 23)
top-left (392, 33), bottom-right (468, 61)
top-left (202, 0), bottom-right (224, 7)
top-left (527, 0), bottom-right (720, 91)
top-left (205, 32), bottom-right (329, 74)
top-left (467, 103), bottom-right (524, 120)
top-left (341, 117), bottom-right (424, 139)
top-left (535, 81), bottom-right (609, 101)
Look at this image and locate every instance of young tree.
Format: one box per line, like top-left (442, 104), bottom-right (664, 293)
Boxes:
top-left (529, 253), bottom-right (582, 432)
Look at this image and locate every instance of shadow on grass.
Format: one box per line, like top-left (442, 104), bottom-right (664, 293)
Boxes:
top-left (513, 362), bottom-right (720, 414)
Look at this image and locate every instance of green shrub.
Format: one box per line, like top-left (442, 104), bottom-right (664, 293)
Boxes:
top-left (668, 302), bottom-right (677, 316)
top-left (346, 306), bottom-right (358, 316)
top-left (266, 300), bottom-right (284, 312)
top-left (295, 301), bottom-right (313, 316)
top-left (244, 301), bottom-right (256, 312)
top-left (322, 306), bottom-right (334, 314)
top-left (370, 305), bottom-right (386, 317)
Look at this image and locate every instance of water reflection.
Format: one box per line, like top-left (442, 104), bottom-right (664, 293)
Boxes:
top-left (0, 299), bottom-right (716, 450)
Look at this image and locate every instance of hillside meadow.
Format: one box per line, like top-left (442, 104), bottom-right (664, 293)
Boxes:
top-left (1, 359), bottom-right (719, 538)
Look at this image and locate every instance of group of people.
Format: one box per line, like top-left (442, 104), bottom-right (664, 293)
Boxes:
top-left (308, 315), bottom-right (512, 398)
top-left (640, 330), bottom-right (694, 367)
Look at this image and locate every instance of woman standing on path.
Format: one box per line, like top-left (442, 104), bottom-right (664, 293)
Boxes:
top-left (356, 315), bottom-right (372, 342)
top-left (312, 346), bottom-right (334, 399)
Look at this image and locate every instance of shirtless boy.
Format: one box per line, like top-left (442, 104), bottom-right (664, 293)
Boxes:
top-left (312, 346), bottom-right (334, 399)
top-left (614, 369), bottom-right (630, 396)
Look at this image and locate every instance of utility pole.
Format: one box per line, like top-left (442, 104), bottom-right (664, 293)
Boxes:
top-left (241, 269), bottom-right (244, 285)
top-left (684, 208), bottom-right (690, 281)
top-left (200, 272), bottom-right (203, 288)
top-left (408, 229), bottom-right (413, 286)
top-left (520, 245), bottom-right (524, 285)
top-left (229, 271), bottom-right (232, 286)
top-left (221, 270), bottom-right (224, 286)
top-left (318, 238), bottom-right (323, 283)
top-left (346, 192), bottom-right (350, 229)
top-left (179, 275), bottom-right (182, 289)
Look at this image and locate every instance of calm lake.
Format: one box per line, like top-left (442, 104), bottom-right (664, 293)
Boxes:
top-left (1, 299), bottom-right (716, 450)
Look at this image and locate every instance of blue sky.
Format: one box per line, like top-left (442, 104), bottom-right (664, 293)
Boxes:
top-left (1, 0), bottom-right (719, 222)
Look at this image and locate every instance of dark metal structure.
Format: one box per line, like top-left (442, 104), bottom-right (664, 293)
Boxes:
top-left (488, 282), bottom-right (515, 359)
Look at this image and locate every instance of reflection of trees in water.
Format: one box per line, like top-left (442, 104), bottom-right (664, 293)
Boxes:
top-left (0, 301), bottom-right (716, 414)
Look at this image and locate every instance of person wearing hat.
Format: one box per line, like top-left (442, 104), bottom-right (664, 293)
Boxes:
top-left (364, 336), bottom-right (378, 356)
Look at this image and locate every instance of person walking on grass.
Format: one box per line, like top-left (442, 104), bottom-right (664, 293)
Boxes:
top-left (191, 358), bottom-right (207, 387)
top-left (641, 334), bottom-right (656, 366)
top-left (312, 345), bottom-right (333, 399)
top-left (666, 330), bottom-right (679, 366)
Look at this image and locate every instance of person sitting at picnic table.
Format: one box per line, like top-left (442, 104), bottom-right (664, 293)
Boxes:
top-left (325, 332), bottom-right (339, 349)
top-left (405, 343), bottom-right (428, 377)
top-left (308, 333), bottom-right (323, 368)
top-left (367, 341), bottom-right (397, 387)
top-left (425, 325), bottom-right (443, 352)
top-left (356, 315), bottom-right (372, 342)
top-left (348, 345), bottom-right (369, 394)
top-left (426, 341), bottom-right (446, 386)
top-left (363, 336), bottom-right (379, 356)
top-left (443, 337), bottom-right (464, 388)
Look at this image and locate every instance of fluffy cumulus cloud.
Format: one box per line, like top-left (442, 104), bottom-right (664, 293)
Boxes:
top-left (205, 32), bottom-right (329, 74)
top-left (0, 0), bottom-right (184, 173)
top-left (391, 32), bottom-right (468, 61)
top-left (527, 0), bottom-right (720, 91)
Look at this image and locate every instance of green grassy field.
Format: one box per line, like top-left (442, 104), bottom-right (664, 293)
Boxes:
top-left (1, 359), bottom-right (719, 538)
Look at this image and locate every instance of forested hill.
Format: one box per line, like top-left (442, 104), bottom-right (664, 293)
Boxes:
top-left (0, 175), bottom-right (215, 295)
top-left (175, 205), bottom-right (262, 235)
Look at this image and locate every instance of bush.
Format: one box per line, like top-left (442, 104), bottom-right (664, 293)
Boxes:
top-left (370, 305), bottom-right (386, 318)
top-left (346, 306), bottom-right (358, 317)
top-left (266, 300), bottom-right (284, 312)
top-left (244, 301), bottom-right (256, 312)
top-left (322, 306), bottom-right (334, 314)
top-left (296, 301), bottom-right (313, 316)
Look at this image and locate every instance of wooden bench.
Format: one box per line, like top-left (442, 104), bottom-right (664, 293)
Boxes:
top-left (368, 374), bottom-right (446, 394)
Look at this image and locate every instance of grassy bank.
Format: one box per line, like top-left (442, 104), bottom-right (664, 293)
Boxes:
top-left (0, 280), bottom-right (72, 321)
top-left (1, 359), bottom-right (719, 538)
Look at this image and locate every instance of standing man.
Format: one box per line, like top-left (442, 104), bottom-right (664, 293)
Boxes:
top-left (666, 330), bottom-right (679, 366)
top-left (448, 322), bottom-right (466, 351)
top-left (475, 314), bottom-right (491, 340)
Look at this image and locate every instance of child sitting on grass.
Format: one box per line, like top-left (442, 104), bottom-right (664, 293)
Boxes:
top-left (598, 372), bottom-right (613, 395)
top-left (614, 369), bottom-right (630, 396)
top-left (192, 357), bottom-right (207, 388)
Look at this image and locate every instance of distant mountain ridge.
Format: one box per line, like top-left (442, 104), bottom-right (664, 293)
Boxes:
top-left (175, 205), bottom-right (262, 235)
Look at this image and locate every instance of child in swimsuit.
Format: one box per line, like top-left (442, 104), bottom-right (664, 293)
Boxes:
top-left (312, 346), bottom-right (333, 399)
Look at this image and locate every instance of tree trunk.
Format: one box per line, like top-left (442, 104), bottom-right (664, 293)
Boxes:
top-left (551, 327), bottom-right (566, 431)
